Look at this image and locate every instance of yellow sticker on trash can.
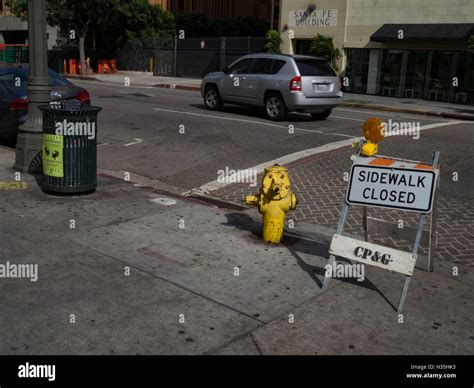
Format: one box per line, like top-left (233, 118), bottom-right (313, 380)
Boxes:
top-left (42, 134), bottom-right (64, 177)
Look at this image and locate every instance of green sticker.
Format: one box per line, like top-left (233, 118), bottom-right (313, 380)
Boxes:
top-left (42, 134), bottom-right (64, 177)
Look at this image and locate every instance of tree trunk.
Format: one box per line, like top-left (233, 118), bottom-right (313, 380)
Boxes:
top-left (79, 34), bottom-right (86, 76)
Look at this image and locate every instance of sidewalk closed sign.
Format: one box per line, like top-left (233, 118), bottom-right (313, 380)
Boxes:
top-left (346, 157), bottom-right (438, 213)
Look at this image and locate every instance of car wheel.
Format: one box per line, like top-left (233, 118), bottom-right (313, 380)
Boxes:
top-left (264, 93), bottom-right (287, 121)
top-left (311, 110), bottom-right (332, 120)
top-left (204, 86), bottom-right (223, 111)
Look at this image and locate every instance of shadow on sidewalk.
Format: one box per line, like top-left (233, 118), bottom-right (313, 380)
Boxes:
top-left (223, 211), bottom-right (398, 311)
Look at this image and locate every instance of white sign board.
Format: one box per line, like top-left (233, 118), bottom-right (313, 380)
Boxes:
top-left (346, 164), bottom-right (437, 213)
top-left (289, 9), bottom-right (338, 27)
top-left (329, 234), bottom-right (417, 276)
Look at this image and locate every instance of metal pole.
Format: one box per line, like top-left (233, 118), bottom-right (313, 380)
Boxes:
top-left (173, 35), bottom-right (177, 78)
top-left (363, 206), bottom-right (368, 242)
top-left (398, 213), bottom-right (426, 313)
top-left (270, 0), bottom-right (275, 30)
top-left (323, 203), bottom-right (349, 291)
top-left (428, 151), bottom-right (440, 272)
top-left (14, 0), bottom-right (51, 172)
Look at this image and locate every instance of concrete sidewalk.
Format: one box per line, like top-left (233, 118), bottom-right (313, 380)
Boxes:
top-left (68, 71), bottom-right (202, 92)
top-left (0, 146), bottom-right (472, 355)
top-left (67, 71), bottom-right (474, 120)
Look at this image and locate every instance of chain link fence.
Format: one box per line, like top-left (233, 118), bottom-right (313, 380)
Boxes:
top-left (116, 36), bottom-right (266, 78)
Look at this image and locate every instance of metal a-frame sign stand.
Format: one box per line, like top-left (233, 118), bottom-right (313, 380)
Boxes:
top-left (323, 151), bottom-right (440, 314)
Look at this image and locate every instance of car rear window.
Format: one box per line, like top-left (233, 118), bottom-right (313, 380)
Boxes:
top-left (295, 59), bottom-right (336, 76)
top-left (48, 69), bottom-right (71, 86)
top-left (251, 59), bottom-right (286, 75)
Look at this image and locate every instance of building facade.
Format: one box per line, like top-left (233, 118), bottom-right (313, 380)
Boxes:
top-left (278, 0), bottom-right (474, 104)
top-left (0, 0), bottom-right (57, 49)
top-left (150, 0), bottom-right (273, 24)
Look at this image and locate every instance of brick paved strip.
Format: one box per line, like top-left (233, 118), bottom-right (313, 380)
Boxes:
top-left (211, 126), bottom-right (474, 266)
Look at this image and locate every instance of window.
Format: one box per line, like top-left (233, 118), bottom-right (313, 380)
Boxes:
top-left (48, 69), bottom-right (71, 86)
top-left (246, 59), bottom-right (286, 75)
top-left (345, 48), bottom-right (370, 93)
top-left (270, 59), bottom-right (285, 74)
top-left (229, 59), bottom-right (254, 75)
top-left (295, 40), bottom-right (311, 55)
top-left (252, 59), bottom-right (269, 74)
top-left (295, 59), bottom-right (336, 76)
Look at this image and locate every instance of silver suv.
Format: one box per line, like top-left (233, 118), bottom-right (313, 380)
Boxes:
top-left (201, 53), bottom-right (343, 121)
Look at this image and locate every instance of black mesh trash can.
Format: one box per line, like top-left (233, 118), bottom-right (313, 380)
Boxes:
top-left (38, 103), bottom-right (102, 194)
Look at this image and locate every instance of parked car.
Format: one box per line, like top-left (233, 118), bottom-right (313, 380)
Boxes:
top-left (0, 64), bottom-right (90, 141)
top-left (201, 53), bottom-right (343, 121)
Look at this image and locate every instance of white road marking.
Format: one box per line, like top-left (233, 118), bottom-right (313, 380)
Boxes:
top-left (331, 115), bottom-right (366, 122)
top-left (336, 107), bottom-right (451, 121)
top-left (153, 107), bottom-right (355, 138)
top-left (188, 120), bottom-right (463, 195)
top-left (124, 138), bottom-right (143, 147)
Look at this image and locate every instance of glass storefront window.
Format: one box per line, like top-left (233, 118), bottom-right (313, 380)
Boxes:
top-left (405, 51), bottom-right (427, 99)
top-left (345, 48), bottom-right (369, 93)
top-left (380, 50), bottom-right (404, 97)
top-left (345, 48), bottom-right (473, 104)
top-left (455, 52), bottom-right (474, 104)
top-left (427, 52), bottom-right (456, 102)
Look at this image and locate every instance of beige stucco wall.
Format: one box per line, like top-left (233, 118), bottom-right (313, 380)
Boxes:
top-left (279, 0), bottom-right (348, 71)
top-left (346, 0), bottom-right (474, 48)
top-left (279, 0), bottom-right (474, 72)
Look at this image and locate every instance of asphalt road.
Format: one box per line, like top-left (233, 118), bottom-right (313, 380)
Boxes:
top-left (14, 79), bottom-right (462, 191)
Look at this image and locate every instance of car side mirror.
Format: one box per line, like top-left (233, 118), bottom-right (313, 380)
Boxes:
top-left (223, 66), bottom-right (230, 74)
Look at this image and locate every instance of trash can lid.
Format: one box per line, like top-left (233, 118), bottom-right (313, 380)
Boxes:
top-left (39, 103), bottom-right (102, 113)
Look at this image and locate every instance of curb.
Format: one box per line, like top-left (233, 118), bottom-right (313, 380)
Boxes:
top-left (65, 74), bottom-right (100, 82)
top-left (96, 169), bottom-right (244, 211)
top-left (342, 102), bottom-right (474, 121)
top-left (65, 75), bottom-right (202, 91)
top-left (152, 83), bottom-right (201, 92)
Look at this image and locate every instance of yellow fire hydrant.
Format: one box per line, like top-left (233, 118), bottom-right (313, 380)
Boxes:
top-left (244, 164), bottom-right (297, 243)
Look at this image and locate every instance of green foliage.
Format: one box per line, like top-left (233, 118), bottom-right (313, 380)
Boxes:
top-left (174, 12), bottom-right (210, 37)
top-left (5, 0), bottom-right (27, 19)
top-left (108, 0), bottom-right (175, 49)
top-left (46, 0), bottom-right (124, 36)
top-left (309, 33), bottom-right (341, 71)
top-left (264, 30), bottom-right (282, 53)
top-left (7, 0), bottom-right (176, 51)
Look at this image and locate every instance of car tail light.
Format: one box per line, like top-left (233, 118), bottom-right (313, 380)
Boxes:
top-left (8, 98), bottom-right (28, 111)
top-left (76, 89), bottom-right (90, 103)
top-left (289, 76), bottom-right (302, 92)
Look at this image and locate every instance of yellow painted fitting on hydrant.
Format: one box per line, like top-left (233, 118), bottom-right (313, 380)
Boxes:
top-left (244, 164), bottom-right (297, 244)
